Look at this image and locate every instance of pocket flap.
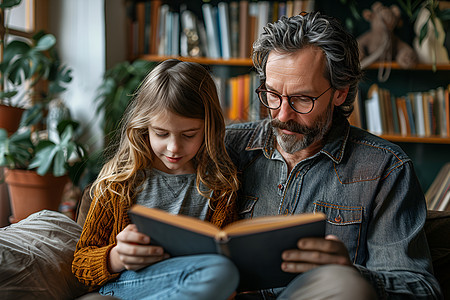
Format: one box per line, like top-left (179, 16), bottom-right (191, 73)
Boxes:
top-left (314, 201), bottom-right (363, 225)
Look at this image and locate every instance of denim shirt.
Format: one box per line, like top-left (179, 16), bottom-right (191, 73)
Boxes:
top-left (225, 118), bottom-right (442, 299)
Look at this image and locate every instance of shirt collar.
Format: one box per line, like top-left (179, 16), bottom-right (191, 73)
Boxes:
top-left (245, 116), bottom-right (350, 164)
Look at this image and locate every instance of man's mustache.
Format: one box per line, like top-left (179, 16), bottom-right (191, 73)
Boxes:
top-left (271, 119), bottom-right (312, 135)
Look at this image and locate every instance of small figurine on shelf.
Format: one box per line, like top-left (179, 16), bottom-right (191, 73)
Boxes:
top-left (357, 2), bottom-right (418, 81)
top-left (413, 4), bottom-right (449, 66)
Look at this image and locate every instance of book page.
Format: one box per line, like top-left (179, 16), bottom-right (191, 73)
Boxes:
top-left (223, 213), bottom-right (325, 236)
top-left (129, 205), bottom-right (220, 237)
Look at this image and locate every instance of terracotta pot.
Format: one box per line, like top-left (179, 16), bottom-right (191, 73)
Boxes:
top-left (0, 104), bottom-right (25, 136)
top-left (4, 169), bottom-right (69, 223)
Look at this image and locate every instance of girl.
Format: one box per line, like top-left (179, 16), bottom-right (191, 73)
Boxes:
top-left (72, 59), bottom-right (240, 299)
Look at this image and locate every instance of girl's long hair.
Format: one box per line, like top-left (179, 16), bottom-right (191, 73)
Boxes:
top-left (92, 59), bottom-right (239, 210)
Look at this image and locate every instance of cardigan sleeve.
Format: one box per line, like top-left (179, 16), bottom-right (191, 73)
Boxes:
top-left (72, 195), bottom-right (125, 287)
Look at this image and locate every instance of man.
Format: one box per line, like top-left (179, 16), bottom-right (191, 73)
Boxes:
top-left (226, 12), bottom-right (442, 299)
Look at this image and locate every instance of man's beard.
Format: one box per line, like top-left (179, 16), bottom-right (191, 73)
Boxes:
top-left (271, 101), bottom-right (333, 154)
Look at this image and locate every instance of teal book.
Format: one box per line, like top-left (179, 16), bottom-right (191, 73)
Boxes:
top-left (128, 205), bottom-right (326, 291)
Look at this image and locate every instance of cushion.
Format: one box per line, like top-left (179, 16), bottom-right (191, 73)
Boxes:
top-left (0, 210), bottom-right (89, 299)
top-left (76, 184), bottom-right (93, 227)
top-left (425, 210), bottom-right (450, 299)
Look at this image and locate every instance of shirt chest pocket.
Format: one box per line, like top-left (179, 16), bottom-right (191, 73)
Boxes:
top-left (313, 201), bottom-right (363, 263)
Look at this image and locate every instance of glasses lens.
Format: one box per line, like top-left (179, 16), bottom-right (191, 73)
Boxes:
top-left (290, 96), bottom-right (313, 113)
top-left (259, 91), bottom-right (280, 109)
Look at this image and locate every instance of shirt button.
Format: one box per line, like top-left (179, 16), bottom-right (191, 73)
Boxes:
top-left (335, 215), bottom-right (342, 222)
top-left (278, 184), bottom-right (283, 190)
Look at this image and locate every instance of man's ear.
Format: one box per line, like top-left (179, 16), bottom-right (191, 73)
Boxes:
top-left (333, 86), bottom-right (349, 106)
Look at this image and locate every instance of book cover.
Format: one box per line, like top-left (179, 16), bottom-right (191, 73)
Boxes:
top-left (238, 0), bottom-right (249, 58)
top-left (257, 2), bottom-right (270, 39)
top-left (202, 3), bottom-right (221, 58)
top-left (436, 87), bottom-right (447, 137)
top-left (136, 2), bottom-right (146, 55)
top-left (446, 86), bottom-right (450, 137)
top-left (157, 4), bottom-right (169, 56)
top-left (171, 12), bottom-right (180, 56)
top-left (229, 76), bottom-right (239, 120)
top-left (404, 95), bottom-right (416, 135)
top-left (390, 94), bottom-right (400, 134)
top-left (218, 2), bottom-right (232, 59)
top-left (365, 84), bottom-right (383, 135)
top-left (425, 163), bottom-right (450, 208)
top-left (229, 1), bottom-right (240, 58)
top-left (128, 205), bottom-right (326, 290)
top-left (149, 0), bottom-right (162, 55)
top-left (422, 92), bottom-right (431, 136)
top-left (248, 2), bottom-right (259, 56)
top-left (413, 92), bottom-right (426, 137)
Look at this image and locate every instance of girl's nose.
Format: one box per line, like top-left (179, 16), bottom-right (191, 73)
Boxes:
top-left (167, 136), bottom-right (180, 153)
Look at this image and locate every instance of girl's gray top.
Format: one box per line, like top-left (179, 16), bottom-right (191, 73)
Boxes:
top-left (135, 168), bottom-right (209, 220)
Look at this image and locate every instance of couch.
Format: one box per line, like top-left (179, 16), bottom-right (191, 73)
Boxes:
top-left (0, 194), bottom-right (449, 299)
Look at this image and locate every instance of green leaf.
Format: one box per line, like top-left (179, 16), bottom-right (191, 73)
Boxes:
top-left (53, 150), bottom-right (66, 177)
top-left (34, 34), bottom-right (56, 51)
top-left (29, 144), bottom-right (56, 175)
top-left (0, 0), bottom-right (21, 9)
top-left (0, 91), bottom-right (18, 99)
top-left (3, 40), bottom-right (30, 63)
top-left (419, 22), bottom-right (429, 45)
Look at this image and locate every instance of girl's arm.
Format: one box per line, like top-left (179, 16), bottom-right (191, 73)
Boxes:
top-left (72, 196), bottom-right (120, 287)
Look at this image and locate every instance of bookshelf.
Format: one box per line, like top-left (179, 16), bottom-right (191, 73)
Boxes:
top-left (125, 0), bottom-right (450, 191)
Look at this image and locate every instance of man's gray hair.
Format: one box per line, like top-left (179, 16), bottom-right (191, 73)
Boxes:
top-left (252, 12), bottom-right (363, 118)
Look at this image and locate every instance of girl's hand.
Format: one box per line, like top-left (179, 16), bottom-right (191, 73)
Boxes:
top-left (108, 224), bottom-right (169, 272)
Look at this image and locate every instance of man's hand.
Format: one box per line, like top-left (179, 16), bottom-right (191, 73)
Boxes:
top-left (109, 224), bottom-right (169, 273)
top-left (281, 235), bottom-right (352, 273)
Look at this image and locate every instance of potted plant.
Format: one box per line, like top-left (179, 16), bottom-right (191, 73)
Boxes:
top-left (95, 59), bottom-right (155, 145)
top-left (0, 14), bottom-right (82, 222)
top-left (0, 0), bottom-right (26, 134)
top-left (0, 118), bottom-right (87, 222)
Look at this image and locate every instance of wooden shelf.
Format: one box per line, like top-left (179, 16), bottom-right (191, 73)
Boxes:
top-left (367, 62), bottom-right (450, 71)
top-left (379, 134), bottom-right (450, 144)
top-left (138, 55), bottom-right (254, 66)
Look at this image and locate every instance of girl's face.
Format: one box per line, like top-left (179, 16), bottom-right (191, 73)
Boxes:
top-left (148, 111), bottom-right (204, 174)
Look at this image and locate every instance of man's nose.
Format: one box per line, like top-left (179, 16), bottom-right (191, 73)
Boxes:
top-left (276, 97), bottom-right (297, 122)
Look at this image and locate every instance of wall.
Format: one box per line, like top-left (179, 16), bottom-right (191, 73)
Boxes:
top-left (47, 0), bottom-right (104, 151)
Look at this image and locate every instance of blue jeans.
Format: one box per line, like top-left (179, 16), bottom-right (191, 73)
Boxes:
top-left (99, 254), bottom-right (239, 300)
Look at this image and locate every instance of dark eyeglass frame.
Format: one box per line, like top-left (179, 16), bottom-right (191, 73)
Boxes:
top-left (255, 83), bottom-right (333, 114)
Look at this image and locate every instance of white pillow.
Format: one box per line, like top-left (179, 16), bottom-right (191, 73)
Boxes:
top-left (0, 210), bottom-right (89, 299)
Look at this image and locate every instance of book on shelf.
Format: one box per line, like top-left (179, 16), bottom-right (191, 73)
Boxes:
top-left (218, 2), bottom-right (232, 59)
top-left (436, 86), bottom-right (447, 137)
top-left (238, 0), bottom-right (250, 58)
top-left (412, 92), bottom-right (426, 137)
top-left (426, 162), bottom-right (450, 211)
top-left (202, 3), bottom-right (221, 58)
top-left (446, 87), bottom-right (450, 137)
top-left (229, 1), bottom-right (240, 58)
top-left (126, 1), bottom-right (317, 60)
top-left (128, 204), bottom-right (326, 290)
top-left (149, 0), bottom-right (162, 55)
top-left (363, 84), bottom-right (450, 138)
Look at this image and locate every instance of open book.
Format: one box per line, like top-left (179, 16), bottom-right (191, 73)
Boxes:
top-left (128, 204), bottom-right (326, 290)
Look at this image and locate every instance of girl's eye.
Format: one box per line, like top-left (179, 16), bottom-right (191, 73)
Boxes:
top-left (183, 134), bottom-right (195, 138)
top-left (155, 132), bottom-right (168, 137)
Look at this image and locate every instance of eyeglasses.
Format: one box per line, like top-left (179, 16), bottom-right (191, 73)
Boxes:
top-left (255, 83), bottom-right (333, 114)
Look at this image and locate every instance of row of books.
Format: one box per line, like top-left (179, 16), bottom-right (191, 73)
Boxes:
top-left (214, 72), bottom-right (267, 122)
top-left (426, 162), bottom-right (450, 211)
top-left (364, 84), bottom-right (450, 137)
top-left (127, 0), bottom-right (315, 59)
